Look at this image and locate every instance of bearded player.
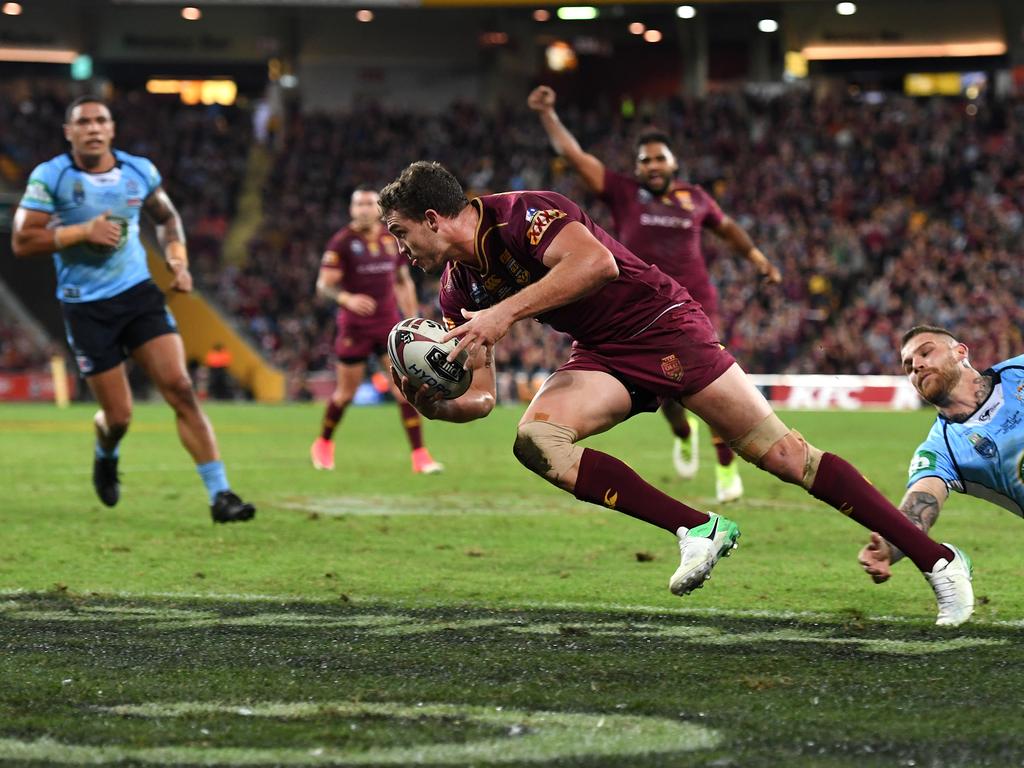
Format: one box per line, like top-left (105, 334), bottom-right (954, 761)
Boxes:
top-left (529, 86), bottom-right (780, 504)
top-left (310, 186), bottom-right (443, 475)
top-left (858, 326), bottom-right (1022, 614)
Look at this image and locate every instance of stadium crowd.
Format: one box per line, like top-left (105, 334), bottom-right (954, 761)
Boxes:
top-left (224, 90), bottom-right (1024, 383)
top-left (4, 85), bottom-right (1024, 387)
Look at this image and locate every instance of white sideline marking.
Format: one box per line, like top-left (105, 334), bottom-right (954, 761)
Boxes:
top-left (0, 702), bottom-right (719, 765)
top-left (0, 588), bottom-right (1017, 627)
top-left (0, 603), bottom-right (1006, 653)
top-left (277, 494), bottom-right (571, 518)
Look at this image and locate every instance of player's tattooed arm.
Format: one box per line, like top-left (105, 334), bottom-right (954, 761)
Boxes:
top-left (143, 187), bottom-right (186, 250)
top-left (144, 187), bottom-right (190, 291)
top-left (884, 490), bottom-right (943, 565)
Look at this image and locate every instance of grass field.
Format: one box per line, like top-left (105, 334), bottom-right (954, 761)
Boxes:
top-left (2, 401), bottom-right (1023, 767)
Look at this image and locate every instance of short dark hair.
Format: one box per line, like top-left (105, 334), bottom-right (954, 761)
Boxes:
top-left (351, 184), bottom-right (379, 202)
top-left (65, 95), bottom-right (110, 124)
top-left (901, 325), bottom-right (958, 348)
top-left (635, 129), bottom-right (673, 151)
top-left (379, 161), bottom-right (468, 220)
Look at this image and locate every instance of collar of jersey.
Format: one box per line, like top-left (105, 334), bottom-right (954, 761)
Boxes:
top-left (66, 151), bottom-right (122, 174)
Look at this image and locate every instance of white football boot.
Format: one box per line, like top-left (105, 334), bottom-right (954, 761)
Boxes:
top-left (924, 544), bottom-right (974, 627)
top-left (669, 513), bottom-right (741, 596)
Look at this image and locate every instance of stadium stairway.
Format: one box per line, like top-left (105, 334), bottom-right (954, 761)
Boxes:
top-left (221, 143), bottom-right (270, 266)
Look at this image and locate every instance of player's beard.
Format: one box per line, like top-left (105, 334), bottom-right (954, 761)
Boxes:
top-left (643, 175), bottom-right (673, 196)
top-left (918, 364), bottom-right (962, 407)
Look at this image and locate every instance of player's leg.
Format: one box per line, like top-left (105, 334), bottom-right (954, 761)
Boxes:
top-left (61, 295), bottom-right (133, 507)
top-left (514, 369), bottom-right (737, 595)
top-left (683, 363), bottom-right (972, 624)
top-left (131, 332), bottom-right (254, 523)
top-left (663, 398), bottom-right (699, 480)
top-left (84, 364), bottom-right (133, 507)
top-left (711, 425), bottom-right (742, 503)
top-left (381, 353), bottom-right (442, 474)
top-left (311, 359), bottom-right (366, 470)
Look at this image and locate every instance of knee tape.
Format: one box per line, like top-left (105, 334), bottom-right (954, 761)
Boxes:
top-left (797, 433), bottom-right (824, 487)
top-left (730, 415), bottom-right (824, 487)
top-left (514, 420), bottom-right (583, 482)
top-left (728, 413), bottom-right (790, 464)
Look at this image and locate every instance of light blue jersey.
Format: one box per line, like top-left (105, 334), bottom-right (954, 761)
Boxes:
top-left (19, 150), bottom-right (162, 303)
top-left (908, 354), bottom-right (1024, 517)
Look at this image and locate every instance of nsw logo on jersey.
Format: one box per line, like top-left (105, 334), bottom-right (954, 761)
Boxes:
top-left (968, 433), bottom-right (997, 459)
top-left (908, 450), bottom-right (937, 477)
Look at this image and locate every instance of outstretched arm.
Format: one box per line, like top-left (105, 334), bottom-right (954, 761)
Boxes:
top-left (143, 186), bottom-right (191, 292)
top-left (710, 215), bottom-right (781, 285)
top-left (527, 86), bottom-right (606, 194)
top-left (859, 476), bottom-right (949, 582)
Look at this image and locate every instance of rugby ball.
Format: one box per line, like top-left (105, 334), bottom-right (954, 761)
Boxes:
top-left (388, 317), bottom-right (472, 400)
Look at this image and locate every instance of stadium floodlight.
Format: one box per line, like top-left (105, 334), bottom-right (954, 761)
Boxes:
top-left (546, 40), bottom-right (578, 70)
top-left (676, 5), bottom-right (696, 19)
top-left (758, 18), bottom-right (778, 33)
top-left (643, 29), bottom-right (662, 43)
top-left (836, 2), bottom-right (856, 15)
top-left (356, 8), bottom-right (373, 21)
top-left (556, 7), bottom-right (598, 21)
top-left (2, 3), bottom-right (22, 15)
top-left (533, 9), bottom-right (550, 21)
top-left (181, 6), bottom-right (201, 21)
top-left (628, 22), bottom-right (644, 35)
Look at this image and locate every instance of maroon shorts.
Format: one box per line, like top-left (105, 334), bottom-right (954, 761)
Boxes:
top-left (558, 304), bottom-right (734, 413)
top-left (334, 315), bottom-right (398, 362)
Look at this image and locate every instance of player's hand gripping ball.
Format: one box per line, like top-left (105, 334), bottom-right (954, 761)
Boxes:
top-left (388, 317), bottom-right (473, 400)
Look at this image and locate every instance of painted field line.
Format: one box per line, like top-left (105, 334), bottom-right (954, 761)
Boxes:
top-left (0, 702), bottom-right (719, 765)
top-left (0, 587), bottom-right (1018, 627)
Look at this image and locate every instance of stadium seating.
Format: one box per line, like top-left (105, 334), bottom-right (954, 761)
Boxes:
top-left (4, 86), bottom-right (1024, 384)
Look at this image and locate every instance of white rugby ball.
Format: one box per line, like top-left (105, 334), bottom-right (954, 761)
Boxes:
top-left (388, 317), bottom-right (472, 400)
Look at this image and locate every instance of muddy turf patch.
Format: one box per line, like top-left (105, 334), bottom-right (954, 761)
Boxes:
top-left (0, 594), bottom-right (1021, 767)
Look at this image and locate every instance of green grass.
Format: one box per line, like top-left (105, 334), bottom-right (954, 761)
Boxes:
top-left (1, 402), bottom-right (1022, 766)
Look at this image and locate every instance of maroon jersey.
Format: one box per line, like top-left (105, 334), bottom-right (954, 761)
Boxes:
top-left (439, 191), bottom-right (692, 346)
top-left (600, 169), bottom-right (723, 316)
top-left (322, 225), bottom-right (404, 330)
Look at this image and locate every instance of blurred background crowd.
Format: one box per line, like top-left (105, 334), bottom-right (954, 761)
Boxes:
top-left (3, 84), bottom-right (1024, 389)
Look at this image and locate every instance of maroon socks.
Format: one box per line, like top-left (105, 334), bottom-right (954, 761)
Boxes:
top-left (320, 400), bottom-right (346, 441)
top-left (574, 448), bottom-right (709, 533)
top-left (400, 402), bottom-right (424, 450)
top-left (810, 452), bottom-right (951, 571)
